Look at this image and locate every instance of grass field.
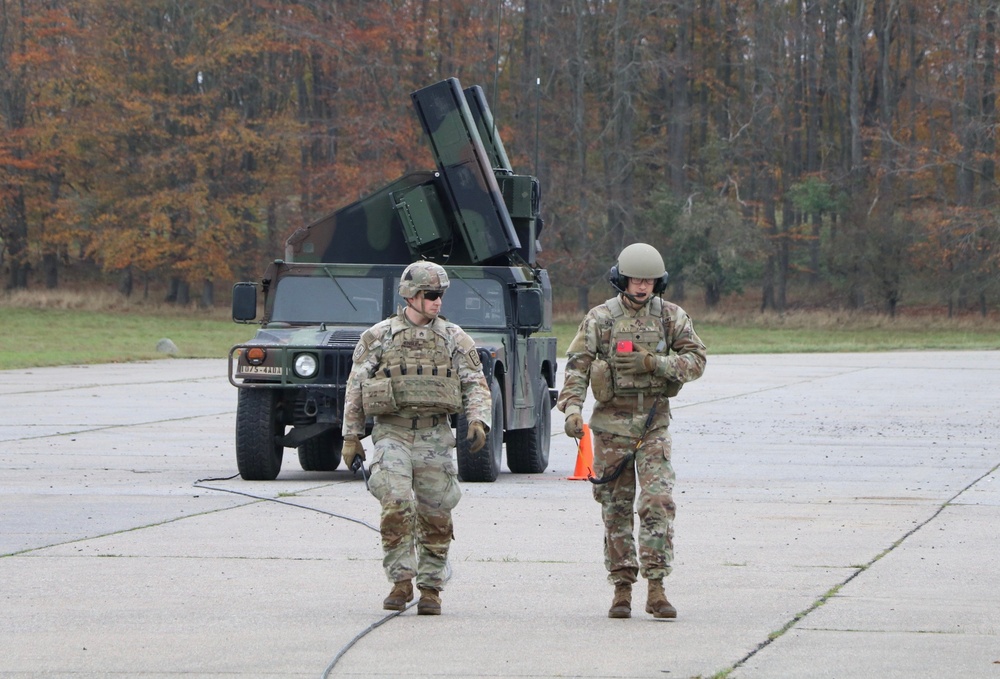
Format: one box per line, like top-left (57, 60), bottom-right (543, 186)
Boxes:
top-left (2, 291), bottom-right (998, 370)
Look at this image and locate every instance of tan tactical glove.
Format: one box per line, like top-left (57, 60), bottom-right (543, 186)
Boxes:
top-left (467, 420), bottom-right (488, 453)
top-left (342, 435), bottom-right (365, 470)
top-left (611, 345), bottom-right (657, 375)
top-left (564, 413), bottom-right (584, 439)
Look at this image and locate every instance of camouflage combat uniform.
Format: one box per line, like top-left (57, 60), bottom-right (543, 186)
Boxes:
top-left (557, 295), bottom-right (706, 586)
top-left (343, 308), bottom-right (491, 591)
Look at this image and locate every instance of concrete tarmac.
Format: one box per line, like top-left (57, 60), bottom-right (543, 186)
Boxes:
top-left (1, 352), bottom-right (997, 678)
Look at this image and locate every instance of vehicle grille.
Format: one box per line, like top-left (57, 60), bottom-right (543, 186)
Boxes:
top-left (323, 350), bottom-right (355, 382)
top-left (327, 330), bottom-right (362, 347)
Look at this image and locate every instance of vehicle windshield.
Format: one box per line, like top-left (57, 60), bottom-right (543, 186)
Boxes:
top-left (272, 275), bottom-right (383, 324)
top-left (395, 276), bottom-right (507, 328)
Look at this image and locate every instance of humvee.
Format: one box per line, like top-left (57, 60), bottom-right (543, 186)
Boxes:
top-left (228, 78), bottom-right (557, 483)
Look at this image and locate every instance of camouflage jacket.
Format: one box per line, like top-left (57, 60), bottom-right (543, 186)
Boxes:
top-left (556, 295), bottom-right (707, 437)
top-left (342, 310), bottom-right (491, 438)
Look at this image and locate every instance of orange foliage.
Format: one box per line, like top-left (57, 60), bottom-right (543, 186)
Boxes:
top-left (1, 0), bottom-right (998, 313)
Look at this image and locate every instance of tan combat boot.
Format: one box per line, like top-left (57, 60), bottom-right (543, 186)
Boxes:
top-left (383, 579), bottom-right (413, 611)
top-left (417, 587), bottom-right (442, 615)
top-left (608, 583), bottom-right (632, 619)
top-left (645, 579), bottom-right (677, 619)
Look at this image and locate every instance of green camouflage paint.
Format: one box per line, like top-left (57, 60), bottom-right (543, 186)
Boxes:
top-left (229, 79), bottom-right (556, 483)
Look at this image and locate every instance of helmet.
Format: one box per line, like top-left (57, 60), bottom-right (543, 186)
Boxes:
top-left (398, 261), bottom-right (450, 299)
top-left (608, 243), bottom-right (668, 293)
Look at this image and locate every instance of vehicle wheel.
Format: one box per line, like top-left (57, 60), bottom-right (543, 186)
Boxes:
top-left (298, 430), bottom-right (344, 471)
top-left (457, 379), bottom-right (503, 482)
top-left (505, 376), bottom-right (551, 474)
top-left (235, 388), bottom-right (284, 480)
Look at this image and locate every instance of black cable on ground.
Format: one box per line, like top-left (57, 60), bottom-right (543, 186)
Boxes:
top-left (320, 603), bottom-right (415, 679)
top-left (193, 474), bottom-right (378, 532)
top-left (192, 472), bottom-right (450, 677)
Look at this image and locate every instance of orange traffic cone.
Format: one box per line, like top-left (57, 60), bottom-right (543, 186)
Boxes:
top-left (568, 423), bottom-right (594, 480)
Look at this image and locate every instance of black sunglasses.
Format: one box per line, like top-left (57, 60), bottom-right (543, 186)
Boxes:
top-left (422, 290), bottom-right (444, 301)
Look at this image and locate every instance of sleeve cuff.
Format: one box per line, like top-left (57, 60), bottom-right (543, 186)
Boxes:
top-left (654, 356), bottom-right (671, 378)
top-left (562, 404), bottom-right (582, 418)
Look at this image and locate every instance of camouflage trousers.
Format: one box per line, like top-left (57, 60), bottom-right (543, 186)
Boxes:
top-left (367, 422), bottom-right (461, 591)
top-left (591, 427), bottom-right (675, 586)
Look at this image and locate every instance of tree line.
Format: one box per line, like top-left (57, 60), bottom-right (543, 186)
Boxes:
top-left (2, 0), bottom-right (998, 316)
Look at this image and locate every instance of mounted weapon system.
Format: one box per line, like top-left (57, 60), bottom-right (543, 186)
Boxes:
top-left (228, 78), bottom-right (557, 483)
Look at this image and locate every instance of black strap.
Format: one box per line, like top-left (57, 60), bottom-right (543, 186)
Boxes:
top-left (588, 397), bottom-right (661, 485)
top-left (588, 452), bottom-right (634, 485)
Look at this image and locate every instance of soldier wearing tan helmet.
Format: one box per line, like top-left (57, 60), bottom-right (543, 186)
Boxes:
top-left (557, 243), bottom-right (707, 619)
top-left (342, 261), bottom-right (491, 615)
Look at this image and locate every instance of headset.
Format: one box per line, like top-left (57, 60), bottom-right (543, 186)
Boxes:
top-left (607, 265), bottom-right (669, 295)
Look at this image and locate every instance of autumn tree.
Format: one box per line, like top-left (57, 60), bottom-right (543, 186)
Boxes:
top-left (4, 0), bottom-right (1000, 317)
top-left (1, 0), bottom-right (41, 289)
top-left (57, 1), bottom-right (302, 303)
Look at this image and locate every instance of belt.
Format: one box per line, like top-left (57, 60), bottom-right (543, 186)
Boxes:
top-left (375, 414), bottom-right (447, 430)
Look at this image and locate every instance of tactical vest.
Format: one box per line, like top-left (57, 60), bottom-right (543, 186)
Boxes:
top-left (606, 296), bottom-right (674, 396)
top-left (362, 322), bottom-right (462, 416)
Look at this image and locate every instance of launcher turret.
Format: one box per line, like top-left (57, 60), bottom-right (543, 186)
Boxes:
top-left (284, 78), bottom-right (542, 268)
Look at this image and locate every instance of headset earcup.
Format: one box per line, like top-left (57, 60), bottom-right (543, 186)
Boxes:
top-left (653, 272), bottom-right (669, 294)
top-left (608, 265), bottom-right (625, 291)
top-left (611, 265), bottom-right (667, 293)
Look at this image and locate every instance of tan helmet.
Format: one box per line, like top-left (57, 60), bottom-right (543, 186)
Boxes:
top-left (609, 243), bottom-right (668, 293)
top-left (398, 261), bottom-right (450, 299)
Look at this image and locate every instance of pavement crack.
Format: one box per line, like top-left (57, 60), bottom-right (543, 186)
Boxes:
top-left (0, 375), bottom-right (223, 397)
top-left (718, 460), bottom-right (1000, 678)
top-left (4, 411), bottom-right (235, 442)
top-left (673, 366), bottom-right (871, 410)
top-left (2, 503), bottom-right (257, 557)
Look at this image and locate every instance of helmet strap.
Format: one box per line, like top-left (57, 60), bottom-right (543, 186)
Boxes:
top-left (621, 291), bottom-right (655, 310)
top-left (404, 298), bottom-right (437, 324)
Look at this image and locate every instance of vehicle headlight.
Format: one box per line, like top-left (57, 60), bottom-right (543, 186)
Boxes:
top-left (293, 353), bottom-right (318, 378)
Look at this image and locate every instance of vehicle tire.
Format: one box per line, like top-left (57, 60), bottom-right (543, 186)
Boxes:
top-left (298, 430), bottom-right (344, 471)
top-left (505, 376), bottom-right (551, 474)
top-left (235, 388), bottom-right (284, 480)
top-left (457, 379), bottom-right (503, 482)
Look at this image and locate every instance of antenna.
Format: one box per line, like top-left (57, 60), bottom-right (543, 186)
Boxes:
top-left (491, 0), bottom-right (503, 148)
top-left (535, 76), bottom-right (540, 177)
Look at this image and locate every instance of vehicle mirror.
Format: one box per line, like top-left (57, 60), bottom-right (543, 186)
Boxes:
top-left (516, 288), bottom-right (543, 332)
top-left (232, 283), bottom-right (258, 322)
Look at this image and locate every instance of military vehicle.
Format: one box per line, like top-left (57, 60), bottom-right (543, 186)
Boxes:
top-left (228, 78), bottom-right (557, 483)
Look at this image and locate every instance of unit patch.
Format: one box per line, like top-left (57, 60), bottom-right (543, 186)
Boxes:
top-left (353, 337), bottom-right (370, 362)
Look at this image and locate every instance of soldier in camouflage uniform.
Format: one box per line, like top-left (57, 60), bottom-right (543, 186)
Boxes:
top-left (342, 261), bottom-right (491, 616)
top-left (557, 243), bottom-right (706, 619)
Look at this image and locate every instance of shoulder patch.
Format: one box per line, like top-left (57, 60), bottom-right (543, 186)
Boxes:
top-left (455, 331), bottom-right (476, 353)
top-left (353, 329), bottom-right (377, 362)
top-left (454, 331), bottom-right (480, 367)
top-left (352, 340), bottom-right (367, 363)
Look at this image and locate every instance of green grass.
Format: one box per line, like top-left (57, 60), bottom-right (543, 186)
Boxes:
top-left (696, 323), bottom-right (1000, 353)
top-left (548, 310), bottom-right (1000, 357)
top-left (1, 305), bottom-right (998, 371)
top-left (0, 307), bottom-right (252, 370)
